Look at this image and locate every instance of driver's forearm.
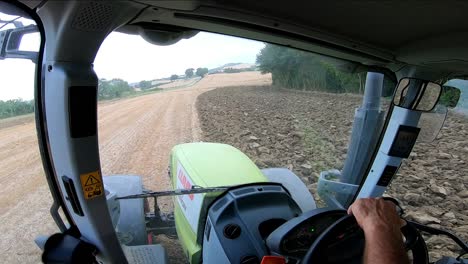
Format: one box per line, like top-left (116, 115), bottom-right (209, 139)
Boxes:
top-left (363, 225), bottom-right (410, 264)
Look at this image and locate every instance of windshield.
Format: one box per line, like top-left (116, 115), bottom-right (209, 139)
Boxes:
top-left (94, 31), bottom-right (394, 262)
top-left (94, 32), bottom-right (468, 263)
top-left (95, 32), bottom-right (391, 202)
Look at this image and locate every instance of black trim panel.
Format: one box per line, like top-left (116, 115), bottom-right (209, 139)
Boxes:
top-left (68, 86), bottom-right (97, 138)
top-left (376, 165), bottom-right (399, 187)
top-left (388, 125), bottom-right (420, 158)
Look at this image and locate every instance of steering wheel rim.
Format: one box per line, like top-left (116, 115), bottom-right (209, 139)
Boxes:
top-left (301, 215), bottom-right (429, 264)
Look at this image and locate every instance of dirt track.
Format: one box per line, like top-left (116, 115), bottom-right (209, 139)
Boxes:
top-left (0, 72), bottom-right (271, 263)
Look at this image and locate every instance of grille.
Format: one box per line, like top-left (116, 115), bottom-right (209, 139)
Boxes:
top-left (72, 2), bottom-right (114, 32)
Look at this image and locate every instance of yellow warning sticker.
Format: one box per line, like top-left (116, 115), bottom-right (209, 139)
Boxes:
top-left (80, 170), bottom-right (104, 200)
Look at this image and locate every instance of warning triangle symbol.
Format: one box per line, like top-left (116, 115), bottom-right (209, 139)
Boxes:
top-left (85, 175), bottom-right (100, 186)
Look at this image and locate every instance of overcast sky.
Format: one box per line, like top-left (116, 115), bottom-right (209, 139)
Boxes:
top-left (0, 31), bottom-right (264, 100)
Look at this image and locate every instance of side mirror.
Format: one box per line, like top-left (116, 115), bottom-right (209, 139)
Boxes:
top-left (0, 8), bottom-right (39, 62)
top-left (393, 78), bottom-right (442, 112)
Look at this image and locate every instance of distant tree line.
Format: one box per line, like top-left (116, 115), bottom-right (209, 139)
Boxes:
top-left (138, 67), bottom-right (209, 90)
top-left (0, 79), bottom-right (134, 119)
top-left (139, 80), bottom-right (152, 90)
top-left (256, 45), bottom-right (463, 107)
top-left (0, 99), bottom-right (34, 119)
top-left (256, 44), bottom-right (394, 96)
top-left (223, 68), bottom-right (243, 73)
top-left (185, 68), bottom-right (194, 78)
top-left (2, 71), bottom-right (212, 119)
top-left (170, 67), bottom-right (209, 80)
top-left (196, 67), bottom-right (208, 77)
top-left (223, 66), bottom-right (257, 73)
top-left (170, 74), bottom-right (178, 81)
top-left (98, 78), bottom-right (134, 100)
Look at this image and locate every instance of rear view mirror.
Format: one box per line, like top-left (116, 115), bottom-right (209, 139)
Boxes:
top-left (393, 78), bottom-right (442, 112)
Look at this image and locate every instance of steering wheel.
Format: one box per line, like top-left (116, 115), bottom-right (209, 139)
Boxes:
top-left (301, 215), bottom-right (429, 264)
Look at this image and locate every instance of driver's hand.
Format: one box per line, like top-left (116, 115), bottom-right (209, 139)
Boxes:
top-left (347, 198), bottom-right (405, 236)
top-left (348, 198), bottom-right (410, 264)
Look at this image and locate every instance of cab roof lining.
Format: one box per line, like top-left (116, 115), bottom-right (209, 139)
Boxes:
top-left (131, 0), bottom-right (468, 51)
top-left (207, 0), bottom-right (468, 51)
top-left (18, 0), bottom-right (468, 78)
top-left (128, 0), bottom-right (468, 77)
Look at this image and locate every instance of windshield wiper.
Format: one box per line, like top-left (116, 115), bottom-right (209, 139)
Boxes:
top-left (116, 185), bottom-right (233, 200)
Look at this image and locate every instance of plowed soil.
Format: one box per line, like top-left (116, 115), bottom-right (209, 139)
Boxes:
top-left (0, 72), bottom-right (271, 263)
top-left (197, 85), bottom-right (468, 262)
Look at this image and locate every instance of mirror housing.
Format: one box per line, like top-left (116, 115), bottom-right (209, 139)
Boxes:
top-left (393, 78), bottom-right (442, 112)
top-left (0, 24), bottom-right (38, 61)
top-left (117, 23), bottom-right (199, 46)
top-left (139, 27), bottom-right (198, 46)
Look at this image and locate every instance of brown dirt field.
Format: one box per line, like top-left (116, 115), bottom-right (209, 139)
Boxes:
top-left (197, 86), bottom-right (468, 262)
top-left (0, 114), bottom-right (35, 130)
top-left (0, 72), bottom-right (271, 263)
top-left (157, 77), bottom-right (201, 89)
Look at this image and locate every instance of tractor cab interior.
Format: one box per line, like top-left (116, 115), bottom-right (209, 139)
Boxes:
top-left (1, 1), bottom-right (467, 264)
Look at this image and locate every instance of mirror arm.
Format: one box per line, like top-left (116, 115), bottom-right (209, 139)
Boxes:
top-left (0, 24), bottom-right (38, 62)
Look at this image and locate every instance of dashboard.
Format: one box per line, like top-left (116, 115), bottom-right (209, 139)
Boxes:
top-left (266, 208), bottom-right (347, 258)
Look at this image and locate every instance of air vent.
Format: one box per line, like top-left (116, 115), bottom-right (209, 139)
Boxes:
top-left (211, 197), bottom-right (227, 211)
top-left (233, 187), bottom-right (254, 196)
top-left (72, 2), bottom-right (114, 32)
top-left (263, 186), bottom-right (281, 192)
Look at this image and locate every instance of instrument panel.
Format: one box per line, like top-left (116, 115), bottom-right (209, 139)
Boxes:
top-left (281, 212), bottom-right (346, 256)
top-left (266, 208), bottom-right (347, 258)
